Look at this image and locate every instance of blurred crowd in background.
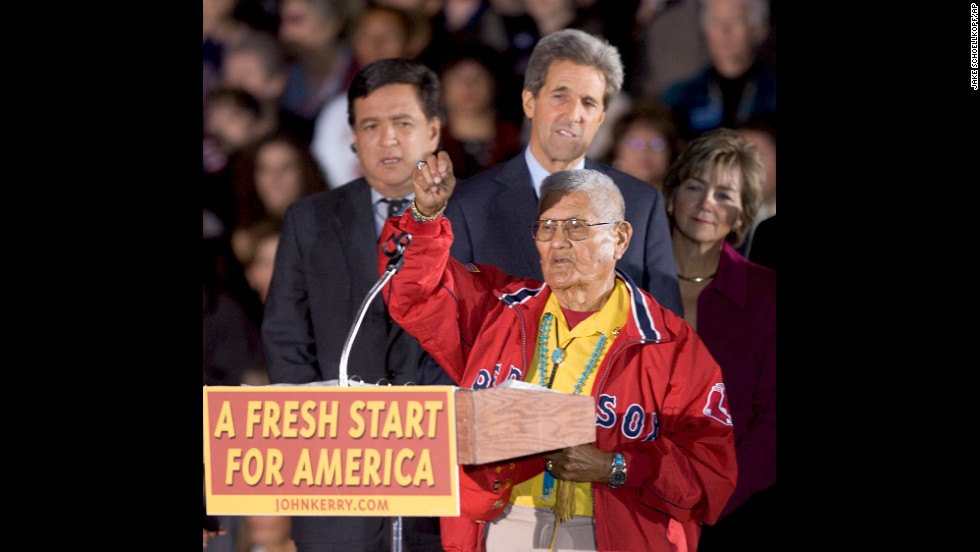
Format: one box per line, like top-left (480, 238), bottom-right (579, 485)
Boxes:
top-left (203, 1), bottom-right (776, 550)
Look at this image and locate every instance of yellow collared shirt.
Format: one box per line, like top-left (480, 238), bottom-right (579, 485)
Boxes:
top-left (511, 279), bottom-right (629, 516)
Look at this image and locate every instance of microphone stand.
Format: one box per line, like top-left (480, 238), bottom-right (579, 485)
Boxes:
top-left (336, 230), bottom-right (412, 552)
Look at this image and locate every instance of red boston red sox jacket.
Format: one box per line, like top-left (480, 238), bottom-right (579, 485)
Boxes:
top-left (380, 213), bottom-right (737, 552)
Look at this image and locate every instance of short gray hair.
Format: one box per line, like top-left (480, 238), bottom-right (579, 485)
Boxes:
top-left (524, 29), bottom-right (624, 110)
top-left (539, 169), bottom-right (624, 222)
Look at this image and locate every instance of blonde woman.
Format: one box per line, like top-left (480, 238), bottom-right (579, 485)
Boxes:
top-left (663, 127), bottom-right (776, 548)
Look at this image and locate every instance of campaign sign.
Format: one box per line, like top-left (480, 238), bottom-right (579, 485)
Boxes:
top-left (203, 385), bottom-right (460, 516)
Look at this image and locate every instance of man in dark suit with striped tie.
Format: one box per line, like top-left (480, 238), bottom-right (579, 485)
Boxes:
top-left (261, 58), bottom-right (445, 552)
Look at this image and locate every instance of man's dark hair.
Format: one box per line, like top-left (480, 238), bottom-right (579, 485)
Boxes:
top-left (347, 58), bottom-right (443, 126)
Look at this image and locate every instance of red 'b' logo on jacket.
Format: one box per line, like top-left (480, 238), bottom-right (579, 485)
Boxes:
top-left (703, 383), bottom-right (733, 426)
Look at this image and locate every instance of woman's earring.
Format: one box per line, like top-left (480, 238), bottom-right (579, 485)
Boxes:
top-left (350, 143), bottom-right (357, 153)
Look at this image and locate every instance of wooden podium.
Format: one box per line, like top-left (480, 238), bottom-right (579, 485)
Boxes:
top-left (454, 385), bottom-right (596, 465)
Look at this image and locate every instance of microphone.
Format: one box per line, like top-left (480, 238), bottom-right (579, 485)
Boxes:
top-left (333, 230), bottom-right (414, 552)
top-left (337, 231), bottom-right (413, 387)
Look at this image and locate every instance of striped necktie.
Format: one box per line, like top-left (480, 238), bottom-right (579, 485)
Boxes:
top-left (382, 197), bottom-right (410, 218)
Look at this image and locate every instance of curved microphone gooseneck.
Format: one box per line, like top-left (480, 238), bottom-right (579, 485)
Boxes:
top-left (337, 231), bottom-right (413, 388)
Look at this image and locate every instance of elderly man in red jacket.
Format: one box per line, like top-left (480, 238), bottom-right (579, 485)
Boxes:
top-left (380, 154), bottom-right (737, 552)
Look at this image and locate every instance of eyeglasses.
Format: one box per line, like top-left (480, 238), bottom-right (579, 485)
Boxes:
top-left (530, 219), bottom-right (619, 241)
top-left (626, 136), bottom-right (667, 152)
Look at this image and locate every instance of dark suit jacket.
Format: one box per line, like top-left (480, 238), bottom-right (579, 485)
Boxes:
top-left (264, 179), bottom-right (424, 386)
top-left (262, 179), bottom-right (441, 550)
top-left (444, 153), bottom-right (683, 316)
